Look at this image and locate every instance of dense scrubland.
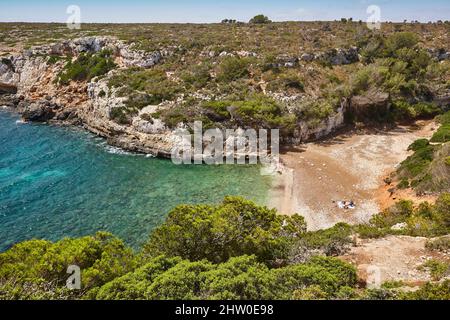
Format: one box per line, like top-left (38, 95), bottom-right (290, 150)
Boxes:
top-left (2, 21), bottom-right (449, 135)
top-left (0, 194), bottom-right (448, 300)
top-left (0, 21), bottom-right (449, 300)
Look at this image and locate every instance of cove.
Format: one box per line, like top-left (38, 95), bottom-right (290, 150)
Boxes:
top-left (0, 110), bottom-right (272, 251)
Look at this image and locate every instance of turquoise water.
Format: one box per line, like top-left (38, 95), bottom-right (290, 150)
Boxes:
top-left (0, 110), bottom-right (272, 251)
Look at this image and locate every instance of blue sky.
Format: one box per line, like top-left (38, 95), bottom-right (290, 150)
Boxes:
top-left (1, 0), bottom-right (449, 23)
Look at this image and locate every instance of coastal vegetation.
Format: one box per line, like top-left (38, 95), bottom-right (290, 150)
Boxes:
top-left (1, 195), bottom-right (449, 300)
top-left (56, 49), bottom-right (116, 85)
top-left (396, 111), bottom-right (450, 193)
top-left (0, 21), bottom-right (449, 301)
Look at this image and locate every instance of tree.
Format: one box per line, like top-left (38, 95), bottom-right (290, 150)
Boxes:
top-left (0, 232), bottom-right (136, 293)
top-left (142, 196), bottom-right (307, 264)
top-left (249, 14), bottom-right (271, 24)
top-left (94, 254), bottom-right (357, 300)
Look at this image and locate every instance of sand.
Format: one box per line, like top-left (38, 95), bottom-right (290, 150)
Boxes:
top-left (269, 121), bottom-right (437, 230)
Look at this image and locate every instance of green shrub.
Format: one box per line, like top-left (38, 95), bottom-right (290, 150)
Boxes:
top-left (445, 156), bottom-right (450, 166)
top-left (297, 223), bottom-right (354, 256)
top-left (397, 178), bottom-right (410, 189)
top-left (110, 107), bottom-right (132, 125)
top-left (398, 143), bottom-right (435, 177)
top-left (408, 139), bottom-right (430, 151)
top-left (109, 67), bottom-right (181, 105)
top-left (399, 280), bottom-right (450, 300)
top-left (217, 57), bottom-right (251, 82)
top-left (0, 232), bottom-right (136, 293)
top-left (418, 259), bottom-right (450, 281)
top-left (266, 71), bottom-right (304, 93)
top-left (249, 15), bottom-right (271, 24)
top-left (355, 193), bottom-right (450, 238)
top-left (181, 63), bottom-right (211, 89)
top-left (142, 196), bottom-right (307, 265)
top-left (57, 50), bottom-right (116, 85)
top-left (94, 254), bottom-right (356, 300)
top-left (384, 32), bottom-right (419, 55)
top-left (430, 124), bottom-right (450, 143)
top-left (426, 236), bottom-right (450, 252)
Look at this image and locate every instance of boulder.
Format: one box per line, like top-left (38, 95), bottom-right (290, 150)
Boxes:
top-left (276, 54), bottom-right (298, 67)
top-left (317, 47), bottom-right (359, 65)
top-left (22, 101), bottom-right (56, 122)
top-left (350, 91), bottom-right (390, 120)
top-left (0, 82), bottom-right (17, 94)
top-left (300, 53), bottom-right (314, 62)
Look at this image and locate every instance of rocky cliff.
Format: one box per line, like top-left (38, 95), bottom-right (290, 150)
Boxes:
top-left (1, 36), bottom-right (447, 158)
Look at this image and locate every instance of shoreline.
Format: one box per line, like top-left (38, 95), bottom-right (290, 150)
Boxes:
top-left (268, 121), bottom-right (438, 230)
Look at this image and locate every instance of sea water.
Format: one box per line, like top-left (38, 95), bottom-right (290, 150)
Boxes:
top-left (0, 110), bottom-right (272, 251)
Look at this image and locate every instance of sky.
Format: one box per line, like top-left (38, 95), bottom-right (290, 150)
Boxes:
top-left (1, 0), bottom-right (449, 23)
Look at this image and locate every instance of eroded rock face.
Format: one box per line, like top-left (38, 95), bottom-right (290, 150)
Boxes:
top-left (300, 53), bottom-right (314, 62)
top-left (316, 47), bottom-right (360, 65)
top-left (428, 48), bottom-right (450, 61)
top-left (22, 36), bottom-right (168, 70)
top-left (350, 91), bottom-right (390, 120)
top-left (275, 54), bottom-right (298, 68)
top-left (0, 82), bottom-right (17, 94)
top-left (22, 101), bottom-right (57, 122)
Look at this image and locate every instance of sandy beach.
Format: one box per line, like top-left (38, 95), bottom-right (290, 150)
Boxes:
top-left (269, 121), bottom-right (437, 230)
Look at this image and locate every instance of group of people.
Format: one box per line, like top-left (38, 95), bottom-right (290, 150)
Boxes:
top-left (336, 200), bottom-right (356, 210)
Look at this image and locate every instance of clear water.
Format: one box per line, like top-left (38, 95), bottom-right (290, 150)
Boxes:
top-left (0, 110), bottom-right (272, 251)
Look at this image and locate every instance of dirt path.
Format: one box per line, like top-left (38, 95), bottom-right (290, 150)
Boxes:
top-left (269, 121), bottom-right (437, 230)
top-left (340, 235), bottom-right (449, 286)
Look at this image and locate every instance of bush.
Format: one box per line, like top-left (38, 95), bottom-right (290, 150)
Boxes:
top-left (398, 143), bottom-right (435, 177)
top-left (142, 196), bottom-right (307, 265)
top-left (57, 50), bottom-right (116, 85)
top-left (430, 124), bottom-right (450, 143)
top-left (249, 15), bottom-right (271, 24)
top-left (296, 223), bottom-right (354, 256)
top-left (397, 178), bottom-right (410, 189)
top-left (399, 280), bottom-right (450, 300)
top-left (426, 236), bottom-right (450, 252)
top-left (408, 139), bottom-right (430, 151)
top-left (0, 232), bottom-right (136, 294)
top-left (110, 107), bottom-right (132, 125)
top-left (95, 255), bottom-right (357, 300)
top-left (181, 63), bottom-right (211, 89)
top-left (198, 95), bottom-right (297, 137)
top-left (384, 32), bottom-right (419, 55)
top-left (355, 193), bottom-right (450, 238)
top-left (109, 68), bottom-right (181, 106)
top-left (217, 57), bottom-right (251, 82)
top-left (418, 259), bottom-right (450, 281)
top-left (266, 71), bottom-right (304, 93)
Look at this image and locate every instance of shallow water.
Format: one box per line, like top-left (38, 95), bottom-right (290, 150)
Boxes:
top-left (0, 110), bottom-right (272, 251)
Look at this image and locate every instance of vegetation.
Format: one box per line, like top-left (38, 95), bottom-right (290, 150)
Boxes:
top-left (396, 111), bottom-right (450, 193)
top-left (0, 22), bottom-right (449, 301)
top-left (350, 32), bottom-right (448, 122)
top-left (426, 236), bottom-right (450, 252)
top-left (56, 50), bottom-right (116, 85)
top-left (28, 22), bottom-right (445, 132)
top-left (249, 15), bottom-right (272, 24)
top-left (142, 196), bottom-right (307, 265)
top-left (0, 193), bottom-right (448, 300)
top-left (418, 259), bottom-right (450, 281)
top-left (355, 193), bottom-right (450, 238)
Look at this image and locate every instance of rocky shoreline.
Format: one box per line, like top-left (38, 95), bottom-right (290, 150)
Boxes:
top-left (1, 36), bottom-right (449, 159)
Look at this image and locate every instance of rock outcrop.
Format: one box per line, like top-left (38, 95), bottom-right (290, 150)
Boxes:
top-left (21, 100), bottom-right (58, 122)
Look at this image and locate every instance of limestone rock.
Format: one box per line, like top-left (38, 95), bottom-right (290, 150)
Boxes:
top-left (22, 101), bottom-right (56, 122)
